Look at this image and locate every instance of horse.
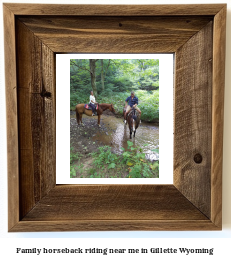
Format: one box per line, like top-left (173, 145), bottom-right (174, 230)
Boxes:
top-left (75, 103), bottom-right (115, 127)
top-left (125, 107), bottom-right (141, 139)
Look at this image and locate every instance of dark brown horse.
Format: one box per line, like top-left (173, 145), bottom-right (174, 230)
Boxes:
top-left (126, 107), bottom-right (141, 139)
top-left (76, 103), bottom-right (115, 127)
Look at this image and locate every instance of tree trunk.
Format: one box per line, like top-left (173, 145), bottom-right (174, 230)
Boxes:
top-left (101, 59), bottom-right (105, 91)
top-left (89, 59), bottom-right (97, 98)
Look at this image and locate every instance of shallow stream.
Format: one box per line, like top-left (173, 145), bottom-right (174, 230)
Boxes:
top-left (72, 114), bottom-right (159, 161)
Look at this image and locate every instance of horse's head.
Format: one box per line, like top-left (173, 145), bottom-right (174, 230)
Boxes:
top-left (110, 104), bottom-right (116, 114)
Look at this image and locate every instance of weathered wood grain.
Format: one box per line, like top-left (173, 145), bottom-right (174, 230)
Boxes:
top-left (16, 19), bottom-right (56, 218)
top-left (211, 5), bottom-right (226, 228)
top-left (3, 4), bottom-right (19, 231)
top-left (4, 3), bottom-right (225, 16)
top-left (16, 20), bottom-right (39, 217)
top-left (21, 185), bottom-right (208, 222)
top-left (174, 22), bottom-right (213, 218)
top-left (14, 185), bottom-right (220, 231)
top-left (19, 16), bottom-right (213, 34)
top-left (18, 16), bottom-right (213, 53)
top-left (41, 97), bottom-right (56, 197)
top-left (11, 220), bottom-right (219, 232)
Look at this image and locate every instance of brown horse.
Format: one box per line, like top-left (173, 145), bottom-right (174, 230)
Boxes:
top-left (76, 103), bottom-right (115, 127)
top-left (126, 107), bottom-right (141, 139)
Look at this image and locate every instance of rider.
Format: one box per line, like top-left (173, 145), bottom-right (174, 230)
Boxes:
top-left (124, 91), bottom-right (141, 123)
top-left (89, 91), bottom-right (97, 116)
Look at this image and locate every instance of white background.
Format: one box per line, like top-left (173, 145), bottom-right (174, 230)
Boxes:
top-left (56, 53), bottom-right (173, 184)
top-left (0, 0), bottom-right (231, 260)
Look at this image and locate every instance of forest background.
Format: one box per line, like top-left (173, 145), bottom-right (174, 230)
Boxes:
top-left (70, 59), bottom-right (159, 122)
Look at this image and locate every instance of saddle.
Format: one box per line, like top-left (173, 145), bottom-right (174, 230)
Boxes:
top-left (127, 107), bottom-right (137, 117)
top-left (125, 107), bottom-right (138, 122)
top-left (84, 104), bottom-right (98, 110)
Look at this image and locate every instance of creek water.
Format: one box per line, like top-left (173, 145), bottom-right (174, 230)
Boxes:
top-left (73, 114), bottom-right (159, 161)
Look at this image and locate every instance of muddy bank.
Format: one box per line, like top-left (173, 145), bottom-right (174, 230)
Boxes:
top-left (70, 114), bottom-right (111, 155)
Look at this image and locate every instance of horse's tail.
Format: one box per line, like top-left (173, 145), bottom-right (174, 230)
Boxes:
top-left (76, 106), bottom-right (80, 124)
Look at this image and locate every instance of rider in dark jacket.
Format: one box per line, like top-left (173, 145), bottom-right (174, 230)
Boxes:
top-left (124, 91), bottom-right (141, 123)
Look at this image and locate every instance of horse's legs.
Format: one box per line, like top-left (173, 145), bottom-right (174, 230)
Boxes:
top-left (80, 113), bottom-right (84, 126)
top-left (76, 109), bottom-right (80, 125)
top-left (98, 115), bottom-right (101, 127)
top-left (130, 123), bottom-right (132, 139)
top-left (134, 129), bottom-right (136, 137)
top-left (124, 110), bottom-right (126, 121)
top-left (124, 106), bottom-right (131, 124)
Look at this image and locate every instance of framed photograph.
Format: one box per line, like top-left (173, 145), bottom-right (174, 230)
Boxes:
top-left (56, 54), bottom-right (173, 184)
top-left (4, 3), bottom-right (226, 231)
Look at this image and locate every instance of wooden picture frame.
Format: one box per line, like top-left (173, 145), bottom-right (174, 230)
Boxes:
top-left (4, 3), bottom-right (226, 232)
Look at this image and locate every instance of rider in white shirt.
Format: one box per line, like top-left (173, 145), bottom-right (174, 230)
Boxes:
top-left (89, 91), bottom-right (97, 116)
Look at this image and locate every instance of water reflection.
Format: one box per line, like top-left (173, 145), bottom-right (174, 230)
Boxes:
top-left (91, 115), bottom-right (159, 161)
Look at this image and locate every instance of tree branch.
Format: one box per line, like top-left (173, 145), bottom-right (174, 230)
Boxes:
top-left (104, 59), bottom-right (111, 77)
top-left (110, 59), bottom-right (120, 68)
top-left (138, 59), bottom-right (145, 71)
top-left (70, 59), bottom-right (91, 74)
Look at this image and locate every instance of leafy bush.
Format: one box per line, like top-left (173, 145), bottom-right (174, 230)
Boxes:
top-left (91, 146), bottom-right (118, 169)
top-left (86, 142), bottom-right (159, 178)
top-left (122, 141), bottom-right (158, 178)
top-left (98, 90), bottom-right (159, 121)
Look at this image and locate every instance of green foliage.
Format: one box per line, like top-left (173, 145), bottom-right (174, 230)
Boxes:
top-left (70, 165), bottom-right (76, 178)
top-left (123, 141), bottom-right (158, 178)
top-left (70, 59), bottom-right (160, 120)
top-left (70, 147), bottom-right (82, 164)
top-left (70, 164), bottom-right (84, 178)
top-left (89, 172), bottom-right (102, 178)
top-left (98, 90), bottom-right (159, 121)
top-left (70, 147), bottom-right (84, 177)
top-left (91, 146), bottom-right (118, 169)
top-left (86, 143), bottom-right (159, 178)
top-left (137, 90), bottom-right (159, 121)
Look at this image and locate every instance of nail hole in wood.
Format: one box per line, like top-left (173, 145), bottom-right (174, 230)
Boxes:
top-left (194, 153), bottom-right (202, 164)
top-left (119, 23), bottom-right (122, 27)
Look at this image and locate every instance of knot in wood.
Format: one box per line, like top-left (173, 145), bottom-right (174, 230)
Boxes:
top-left (40, 90), bottom-right (52, 99)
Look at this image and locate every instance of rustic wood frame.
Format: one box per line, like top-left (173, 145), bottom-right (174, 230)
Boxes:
top-left (4, 4), bottom-right (226, 232)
